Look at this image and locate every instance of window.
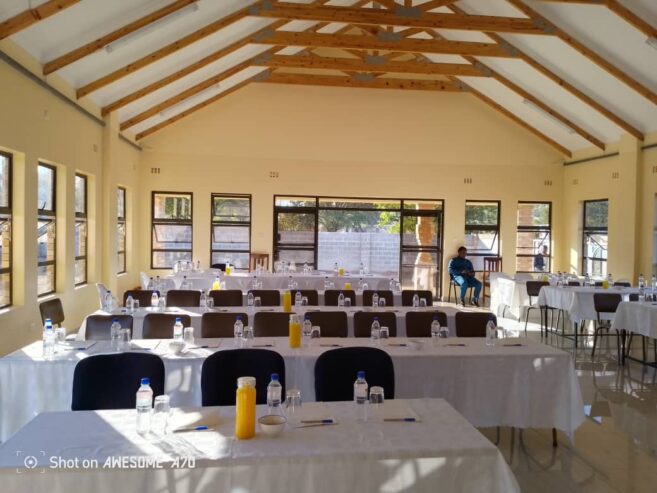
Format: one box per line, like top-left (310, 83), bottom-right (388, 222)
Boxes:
top-left (38, 163), bottom-right (56, 295)
top-left (74, 174), bottom-right (88, 285)
top-left (273, 196), bottom-right (444, 296)
top-left (151, 192), bottom-right (192, 269)
top-left (211, 194), bottom-right (251, 271)
top-left (117, 187), bottom-right (126, 274)
top-left (464, 201), bottom-right (501, 271)
top-left (582, 199), bottom-right (608, 277)
top-left (516, 202), bottom-right (551, 273)
top-left (0, 152), bottom-right (11, 308)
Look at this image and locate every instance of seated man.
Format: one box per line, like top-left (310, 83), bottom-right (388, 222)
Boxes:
top-left (534, 245), bottom-right (548, 272)
top-left (448, 247), bottom-right (482, 307)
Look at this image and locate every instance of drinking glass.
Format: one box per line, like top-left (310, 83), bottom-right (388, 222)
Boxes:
top-left (419, 299), bottom-right (427, 308)
top-left (254, 297), bottom-right (262, 308)
top-left (310, 325), bottom-right (321, 340)
top-left (133, 299), bottom-right (140, 310)
top-left (439, 326), bottom-right (449, 339)
top-left (379, 326), bottom-right (390, 339)
top-left (431, 324), bottom-right (441, 339)
top-left (302, 297), bottom-right (309, 306)
top-left (362, 283), bottom-right (369, 291)
top-left (369, 386), bottom-right (385, 422)
top-left (378, 298), bottom-right (386, 307)
top-left (152, 395), bottom-right (171, 434)
top-left (344, 298), bottom-right (351, 308)
top-left (183, 327), bottom-right (194, 347)
top-left (242, 326), bottom-right (254, 347)
top-left (206, 297), bottom-right (214, 309)
top-left (55, 327), bottom-right (67, 345)
top-left (119, 328), bottom-right (131, 351)
top-left (284, 389), bottom-right (302, 424)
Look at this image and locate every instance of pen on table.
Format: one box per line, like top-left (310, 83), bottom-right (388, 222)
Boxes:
top-left (320, 344), bottom-right (342, 347)
top-left (383, 418), bottom-right (417, 422)
top-left (445, 343), bottom-right (466, 347)
top-left (300, 419), bottom-right (335, 424)
top-left (387, 343), bottom-right (407, 347)
top-left (187, 345), bottom-right (219, 349)
top-left (503, 344), bottom-right (524, 347)
top-left (173, 425), bottom-right (215, 433)
top-left (253, 344), bottom-right (273, 347)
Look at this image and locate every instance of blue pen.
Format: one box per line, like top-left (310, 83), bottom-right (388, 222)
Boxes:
top-left (300, 419), bottom-right (334, 424)
top-left (173, 425), bottom-right (213, 433)
top-left (383, 417), bottom-right (417, 422)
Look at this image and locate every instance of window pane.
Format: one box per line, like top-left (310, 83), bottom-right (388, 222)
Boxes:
top-left (118, 252), bottom-right (125, 273)
top-left (403, 200), bottom-right (442, 211)
top-left (0, 215), bottom-right (10, 270)
top-left (212, 225), bottom-right (249, 251)
top-left (276, 249), bottom-right (315, 265)
top-left (0, 272), bottom-right (9, 307)
top-left (117, 223), bottom-right (126, 252)
top-left (153, 193), bottom-right (192, 220)
top-left (75, 220), bottom-right (87, 257)
top-left (152, 250), bottom-right (192, 269)
top-left (152, 224), bottom-right (192, 250)
top-left (75, 175), bottom-right (86, 214)
top-left (318, 198), bottom-right (400, 210)
top-left (584, 233), bottom-right (608, 277)
top-left (275, 197), bottom-right (316, 208)
top-left (212, 251), bottom-right (249, 270)
top-left (517, 203), bottom-right (550, 227)
top-left (584, 201), bottom-right (608, 228)
top-left (212, 196), bottom-right (250, 222)
top-left (401, 251), bottom-right (438, 295)
top-left (75, 259), bottom-right (86, 285)
top-left (402, 215), bottom-right (437, 247)
top-left (464, 229), bottom-right (499, 271)
top-left (37, 219), bottom-right (56, 263)
top-left (37, 264), bottom-right (55, 296)
top-left (0, 155), bottom-right (9, 209)
top-left (516, 231), bottom-right (551, 272)
top-left (38, 165), bottom-right (54, 212)
top-left (277, 213), bottom-right (315, 244)
top-left (117, 188), bottom-right (125, 219)
top-left (465, 202), bottom-right (499, 226)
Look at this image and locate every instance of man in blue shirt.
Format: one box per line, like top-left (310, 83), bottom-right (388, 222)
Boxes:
top-left (534, 245), bottom-right (548, 272)
top-left (448, 246), bottom-right (482, 307)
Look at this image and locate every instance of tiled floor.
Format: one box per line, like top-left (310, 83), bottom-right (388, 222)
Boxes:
top-left (481, 313), bottom-right (657, 493)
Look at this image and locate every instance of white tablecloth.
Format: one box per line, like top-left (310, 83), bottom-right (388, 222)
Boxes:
top-left (538, 286), bottom-right (639, 323)
top-left (77, 305), bottom-right (461, 340)
top-left (611, 301), bottom-right (657, 338)
top-left (0, 399), bottom-right (519, 493)
top-left (0, 336), bottom-right (584, 442)
top-left (490, 277), bottom-right (530, 320)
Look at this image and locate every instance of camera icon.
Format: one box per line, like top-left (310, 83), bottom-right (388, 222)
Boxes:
top-left (15, 451), bottom-right (46, 474)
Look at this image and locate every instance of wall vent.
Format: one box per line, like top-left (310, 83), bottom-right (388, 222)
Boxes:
top-left (150, 167), bottom-right (160, 174)
top-left (572, 179), bottom-right (578, 185)
top-left (652, 165), bottom-right (657, 174)
top-left (544, 180), bottom-right (552, 186)
top-left (463, 177), bottom-right (472, 184)
top-left (612, 171), bottom-right (619, 179)
top-left (269, 171), bottom-right (280, 178)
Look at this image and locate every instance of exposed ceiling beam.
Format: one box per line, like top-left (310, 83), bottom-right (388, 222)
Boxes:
top-left (505, 0), bottom-right (657, 106)
top-left (417, 1), bottom-right (460, 10)
top-left (75, 0), bottom-right (264, 98)
top-left (252, 31), bottom-right (512, 57)
top-left (448, 4), bottom-right (642, 140)
top-left (602, 0), bottom-right (657, 37)
top-left (0, 0), bottom-right (79, 40)
top-left (43, 0), bottom-right (199, 75)
top-left (536, 1), bottom-right (603, 4)
top-left (135, 72), bottom-right (267, 141)
top-left (248, 3), bottom-right (545, 34)
top-left (252, 53), bottom-right (485, 77)
top-left (259, 71), bottom-right (462, 92)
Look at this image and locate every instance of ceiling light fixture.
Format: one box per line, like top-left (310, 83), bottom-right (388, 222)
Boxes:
top-left (522, 98), bottom-right (576, 135)
top-left (647, 36), bottom-right (657, 51)
top-left (105, 3), bottom-right (200, 53)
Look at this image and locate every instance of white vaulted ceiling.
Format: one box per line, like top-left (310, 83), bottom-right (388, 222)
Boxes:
top-left (1, 0), bottom-right (656, 156)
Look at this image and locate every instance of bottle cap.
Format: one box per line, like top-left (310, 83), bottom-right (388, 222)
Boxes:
top-left (270, 373), bottom-right (279, 381)
top-left (304, 314), bottom-right (310, 320)
top-left (175, 317), bottom-right (181, 322)
top-left (432, 315), bottom-right (438, 320)
top-left (236, 316), bottom-right (242, 321)
top-left (45, 318), bottom-right (52, 323)
top-left (237, 376), bottom-right (256, 387)
top-left (113, 318), bottom-right (119, 322)
top-left (140, 378), bottom-right (150, 386)
top-left (374, 316), bottom-right (379, 320)
top-left (357, 371), bottom-right (365, 379)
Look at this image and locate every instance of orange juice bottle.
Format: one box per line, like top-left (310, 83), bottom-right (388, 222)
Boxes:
top-left (338, 267), bottom-right (345, 276)
top-left (235, 376), bottom-right (256, 440)
top-left (344, 282), bottom-right (352, 290)
top-left (212, 275), bottom-right (221, 291)
top-left (283, 290), bottom-right (292, 313)
top-left (289, 314), bottom-right (301, 348)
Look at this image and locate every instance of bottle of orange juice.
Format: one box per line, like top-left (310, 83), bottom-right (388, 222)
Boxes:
top-left (235, 376), bottom-right (256, 440)
top-left (338, 267), bottom-right (345, 276)
top-left (212, 275), bottom-right (221, 291)
top-left (344, 282), bottom-right (352, 290)
top-left (289, 314), bottom-right (301, 348)
top-left (283, 290), bottom-right (292, 313)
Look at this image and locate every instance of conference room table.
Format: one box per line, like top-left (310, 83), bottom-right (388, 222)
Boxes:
top-left (0, 335), bottom-right (584, 443)
top-left (77, 305), bottom-right (460, 340)
top-left (489, 275), bottom-right (531, 320)
top-left (610, 301), bottom-right (657, 365)
top-left (0, 398), bottom-right (520, 493)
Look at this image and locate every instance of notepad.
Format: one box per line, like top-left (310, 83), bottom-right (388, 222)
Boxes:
top-left (292, 402), bottom-right (336, 423)
top-left (378, 400), bottom-right (420, 422)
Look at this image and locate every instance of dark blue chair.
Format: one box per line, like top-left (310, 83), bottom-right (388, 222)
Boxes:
top-left (201, 349), bottom-right (285, 406)
top-left (71, 353), bottom-right (165, 411)
top-left (314, 347), bottom-right (394, 402)
top-left (454, 312), bottom-right (497, 337)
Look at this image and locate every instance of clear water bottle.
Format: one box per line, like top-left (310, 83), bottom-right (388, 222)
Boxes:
top-left (370, 317), bottom-right (381, 343)
top-left (584, 273), bottom-right (591, 287)
top-left (173, 317), bottom-right (184, 340)
top-left (126, 294), bottom-right (134, 311)
top-left (607, 273), bottom-right (614, 287)
top-left (639, 274), bottom-right (645, 290)
top-left (42, 319), bottom-right (55, 360)
top-left (196, 260), bottom-right (201, 271)
top-left (147, 277), bottom-right (154, 291)
top-left (302, 315), bottom-right (313, 347)
top-left (110, 318), bottom-right (122, 351)
top-left (251, 275), bottom-right (258, 290)
top-left (199, 290), bottom-right (207, 309)
top-left (359, 262), bottom-right (365, 276)
top-left (288, 275), bottom-right (294, 289)
top-left (652, 275), bottom-right (657, 290)
top-left (354, 371), bottom-right (368, 421)
top-left (357, 278), bottom-right (364, 291)
top-left (333, 262), bottom-right (339, 275)
top-left (151, 291), bottom-right (159, 308)
top-left (234, 316), bottom-right (244, 346)
top-left (389, 278), bottom-right (395, 291)
top-left (485, 316), bottom-right (497, 347)
top-left (295, 290), bottom-right (302, 307)
top-left (136, 377), bottom-right (153, 435)
top-left (181, 276), bottom-right (189, 290)
top-left (247, 291), bottom-right (255, 308)
top-left (372, 292), bottom-right (379, 307)
top-left (430, 316), bottom-right (442, 338)
top-left (266, 373), bottom-right (283, 415)
top-left (155, 275), bottom-right (161, 292)
top-left (337, 292), bottom-right (345, 307)
top-left (324, 276), bottom-right (330, 290)
top-left (412, 294), bottom-right (420, 308)
top-left (104, 291), bottom-right (114, 311)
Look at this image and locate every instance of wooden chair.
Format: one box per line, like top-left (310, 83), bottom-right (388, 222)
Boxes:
top-left (201, 312), bottom-right (248, 338)
top-left (253, 312), bottom-right (292, 337)
top-left (142, 314), bottom-right (192, 339)
top-left (123, 290), bottom-right (159, 308)
top-left (482, 257), bottom-right (503, 303)
top-left (39, 298), bottom-right (65, 326)
top-left (454, 312), bottom-right (496, 338)
top-left (401, 289), bottom-right (433, 307)
top-left (592, 293), bottom-right (622, 360)
top-left (165, 290), bottom-right (201, 307)
top-left (249, 252), bottom-right (270, 272)
top-left (85, 315), bottom-right (133, 341)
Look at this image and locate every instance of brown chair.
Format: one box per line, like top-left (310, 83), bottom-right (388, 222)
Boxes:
top-left (592, 293), bottom-right (622, 360)
top-left (142, 314), bottom-right (192, 339)
top-left (324, 290), bottom-right (356, 306)
top-left (39, 298), bottom-right (65, 326)
top-left (85, 315), bottom-right (133, 341)
top-left (613, 281), bottom-right (631, 288)
top-left (248, 290), bottom-right (280, 306)
top-left (524, 281), bottom-right (549, 334)
top-left (208, 289), bottom-right (243, 307)
top-left (482, 256), bottom-right (503, 302)
top-left (166, 290), bottom-right (201, 307)
top-left (353, 311), bottom-right (397, 338)
top-left (201, 312), bottom-right (248, 338)
top-left (253, 312), bottom-right (292, 337)
top-left (123, 290), bottom-right (159, 307)
top-left (249, 252), bottom-right (270, 272)
top-left (401, 290), bottom-right (433, 307)
top-left (567, 281), bottom-right (581, 286)
top-left (304, 311), bottom-right (348, 337)
top-left (362, 290), bottom-right (394, 307)
top-left (290, 289), bottom-right (319, 306)
top-left (405, 311), bottom-right (448, 338)
top-left (454, 312), bottom-right (496, 338)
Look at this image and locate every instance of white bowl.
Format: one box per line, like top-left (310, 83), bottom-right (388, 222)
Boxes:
top-left (258, 415), bottom-right (287, 437)
top-left (408, 339), bottom-right (424, 351)
top-left (169, 340), bottom-right (186, 355)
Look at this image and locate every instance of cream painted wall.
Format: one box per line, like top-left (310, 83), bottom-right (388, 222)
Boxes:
top-left (0, 59), bottom-right (141, 356)
top-left (139, 83), bottom-right (565, 294)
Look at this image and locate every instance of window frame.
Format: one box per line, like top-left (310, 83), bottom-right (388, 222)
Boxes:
top-left (464, 200), bottom-right (501, 267)
top-left (150, 191), bottom-right (193, 269)
top-left (515, 201), bottom-right (552, 273)
top-left (37, 162), bottom-right (57, 296)
top-left (74, 173), bottom-right (88, 286)
top-left (117, 186), bottom-right (126, 274)
top-left (0, 151), bottom-right (12, 308)
top-left (582, 199), bottom-right (609, 277)
top-left (210, 193), bottom-right (252, 271)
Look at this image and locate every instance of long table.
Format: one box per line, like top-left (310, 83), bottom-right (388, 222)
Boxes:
top-left (0, 399), bottom-right (520, 493)
top-left (0, 336), bottom-right (584, 442)
top-left (610, 301), bottom-right (657, 365)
